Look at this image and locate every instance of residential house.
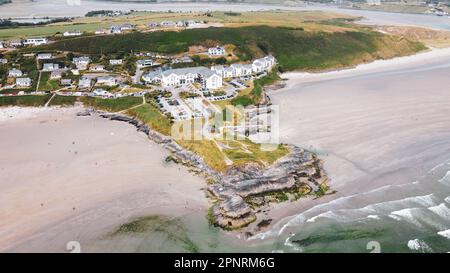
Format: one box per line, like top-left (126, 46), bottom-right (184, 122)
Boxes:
top-left (142, 70), bottom-right (162, 84)
top-left (110, 25), bottom-right (122, 34)
top-left (120, 24), bottom-right (135, 31)
top-left (0, 58), bottom-right (7, 64)
top-left (63, 30), bottom-right (82, 37)
top-left (9, 40), bottom-right (22, 47)
top-left (0, 41), bottom-right (3, 49)
top-left (147, 22), bottom-right (159, 28)
top-left (8, 68), bottom-right (23, 77)
top-left (90, 64), bottom-right (104, 71)
top-left (16, 77), bottom-right (32, 87)
top-left (23, 38), bottom-right (48, 46)
top-left (93, 88), bottom-right (113, 97)
top-left (96, 76), bottom-right (118, 86)
top-left (211, 65), bottom-right (234, 78)
top-left (78, 77), bottom-right (92, 89)
top-left (230, 63), bottom-right (253, 77)
top-left (95, 29), bottom-right (109, 35)
top-left (208, 46), bottom-right (225, 56)
top-left (160, 21), bottom-right (175, 27)
top-left (252, 55), bottom-right (276, 73)
top-left (176, 20), bottom-right (186, 27)
top-left (42, 63), bottom-right (59, 72)
top-left (50, 70), bottom-right (62, 79)
top-left (144, 66), bottom-right (222, 90)
top-left (37, 53), bottom-right (53, 60)
top-left (109, 59), bottom-right (123, 65)
top-left (73, 56), bottom-right (90, 70)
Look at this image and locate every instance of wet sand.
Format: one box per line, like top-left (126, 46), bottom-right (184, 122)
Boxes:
top-left (0, 107), bottom-right (207, 252)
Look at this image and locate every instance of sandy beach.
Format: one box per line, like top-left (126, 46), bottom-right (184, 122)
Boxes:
top-left (0, 107), bottom-right (207, 252)
top-left (251, 45), bottom-right (450, 241)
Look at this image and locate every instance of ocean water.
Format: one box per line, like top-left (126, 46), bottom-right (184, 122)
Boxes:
top-left (95, 160), bottom-right (450, 253)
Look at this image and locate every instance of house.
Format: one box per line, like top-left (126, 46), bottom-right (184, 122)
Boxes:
top-left (93, 88), bottom-right (112, 97)
top-left (0, 58), bottom-right (7, 64)
top-left (109, 59), bottom-right (123, 65)
top-left (78, 77), bottom-right (92, 89)
top-left (60, 79), bottom-right (72, 86)
top-left (208, 46), bottom-right (225, 56)
top-left (50, 70), bottom-right (62, 79)
top-left (160, 21), bottom-right (175, 27)
top-left (211, 65), bottom-right (234, 78)
top-left (120, 24), bottom-right (135, 31)
top-left (73, 56), bottom-right (90, 70)
top-left (136, 59), bottom-right (155, 68)
top-left (110, 25), bottom-right (122, 34)
top-left (252, 55), bottom-right (276, 73)
top-left (63, 30), bottom-right (82, 37)
top-left (42, 63), bottom-right (59, 72)
top-left (90, 64), bottom-right (104, 71)
top-left (230, 63), bottom-right (253, 77)
top-left (96, 76), bottom-right (118, 86)
top-left (0, 41), bottom-right (3, 49)
top-left (8, 68), bottom-right (23, 77)
top-left (23, 38), bottom-right (48, 46)
top-left (176, 20), bottom-right (186, 27)
top-left (37, 53), bottom-right (53, 60)
top-left (95, 29), bottom-right (109, 35)
top-left (142, 70), bottom-right (162, 84)
top-left (147, 22), bottom-right (159, 28)
top-left (16, 77), bottom-right (32, 87)
top-left (144, 66), bottom-right (222, 90)
top-left (9, 40), bottom-right (22, 47)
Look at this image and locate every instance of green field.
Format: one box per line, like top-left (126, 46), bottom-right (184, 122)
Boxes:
top-left (32, 25), bottom-right (426, 72)
top-left (80, 96), bottom-right (142, 112)
top-left (0, 95), bottom-right (51, 107)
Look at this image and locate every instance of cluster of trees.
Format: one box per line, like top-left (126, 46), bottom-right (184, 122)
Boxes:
top-left (0, 17), bottom-right (71, 28)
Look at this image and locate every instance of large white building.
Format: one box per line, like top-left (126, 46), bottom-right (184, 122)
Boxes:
top-left (63, 30), bottom-right (82, 37)
top-left (73, 56), bottom-right (90, 70)
top-left (143, 67), bottom-right (222, 90)
top-left (8, 68), bottom-right (23, 77)
top-left (42, 63), bottom-right (59, 72)
top-left (23, 38), bottom-right (48, 46)
top-left (208, 46), bottom-right (225, 56)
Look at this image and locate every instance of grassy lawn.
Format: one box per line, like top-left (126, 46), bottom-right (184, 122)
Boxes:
top-left (80, 96), bottom-right (142, 112)
top-left (0, 94), bottom-right (52, 107)
top-left (126, 103), bottom-right (173, 136)
top-left (48, 95), bottom-right (78, 106)
top-left (37, 72), bottom-right (59, 91)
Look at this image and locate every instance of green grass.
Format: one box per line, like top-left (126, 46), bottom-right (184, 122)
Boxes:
top-left (0, 94), bottom-right (52, 107)
top-left (230, 95), bottom-right (254, 107)
top-left (80, 96), bottom-right (142, 112)
top-left (223, 140), bottom-right (290, 167)
top-left (126, 103), bottom-right (173, 135)
top-left (48, 95), bottom-right (78, 106)
top-left (32, 25), bottom-right (425, 72)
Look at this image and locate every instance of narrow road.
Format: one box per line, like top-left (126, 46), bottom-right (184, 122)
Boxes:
top-left (35, 71), bottom-right (42, 92)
